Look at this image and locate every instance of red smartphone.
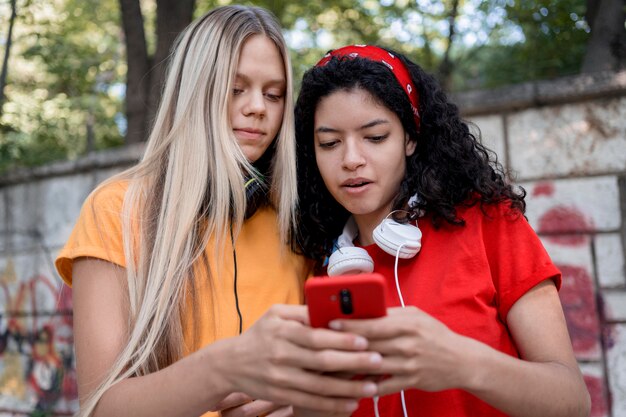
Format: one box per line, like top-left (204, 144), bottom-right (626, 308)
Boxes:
top-left (305, 273), bottom-right (387, 328)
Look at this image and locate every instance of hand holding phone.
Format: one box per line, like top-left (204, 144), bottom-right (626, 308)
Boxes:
top-left (305, 273), bottom-right (387, 328)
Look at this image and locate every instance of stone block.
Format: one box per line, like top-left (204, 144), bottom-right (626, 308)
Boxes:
top-left (595, 233), bottom-right (626, 288)
top-left (606, 324), bottom-right (626, 416)
top-left (522, 176), bottom-right (621, 233)
top-left (40, 174), bottom-right (94, 250)
top-left (603, 290), bottom-right (626, 322)
top-left (467, 115), bottom-right (507, 169)
top-left (2, 183), bottom-right (41, 254)
top-left (508, 96), bottom-right (626, 179)
top-left (0, 251), bottom-right (68, 315)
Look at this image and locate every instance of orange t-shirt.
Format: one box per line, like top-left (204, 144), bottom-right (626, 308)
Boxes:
top-left (56, 180), bottom-right (311, 416)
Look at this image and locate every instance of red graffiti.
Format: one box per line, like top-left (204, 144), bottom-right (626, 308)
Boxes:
top-left (538, 205), bottom-right (594, 246)
top-left (532, 182), bottom-right (555, 197)
top-left (1, 273), bottom-right (77, 414)
top-left (558, 265), bottom-right (601, 358)
top-left (584, 374), bottom-right (609, 417)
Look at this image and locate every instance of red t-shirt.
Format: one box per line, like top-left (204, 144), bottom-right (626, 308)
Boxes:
top-left (352, 202), bottom-right (561, 417)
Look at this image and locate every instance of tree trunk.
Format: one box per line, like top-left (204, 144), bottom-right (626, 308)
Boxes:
top-left (146, 0), bottom-right (195, 131)
top-left (581, 0), bottom-right (626, 73)
top-left (0, 0), bottom-right (18, 117)
top-left (437, 0), bottom-right (460, 90)
top-left (119, 0), bottom-right (150, 144)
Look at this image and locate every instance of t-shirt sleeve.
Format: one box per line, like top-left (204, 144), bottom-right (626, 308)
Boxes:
top-left (55, 181), bottom-right (128, 286)
top-left (481, 203), bottom-right (562, 323)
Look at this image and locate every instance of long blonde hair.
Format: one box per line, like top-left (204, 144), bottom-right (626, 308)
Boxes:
top-left (80, 5), bottom-right (297, 416)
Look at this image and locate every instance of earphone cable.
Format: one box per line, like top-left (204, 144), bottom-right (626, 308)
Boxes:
top-left (373, 395), bottom-right (381, 417)
top-left (230, 225), bottom-right (243, 334)
top-left (395, 243), bottom-right (409, 417)
top-left (394, 244), bottom-right (407, 308)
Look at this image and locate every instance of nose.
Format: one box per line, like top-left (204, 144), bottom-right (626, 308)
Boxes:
top-left (342, 139), bottom-right (365, 171)
top-left (242, 90), bottom-right (266, 117)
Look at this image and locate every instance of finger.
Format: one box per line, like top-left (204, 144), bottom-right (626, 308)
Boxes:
top-left (264, 385), bottom-right (360, 414)
top-left (329, 308), bottom-right (424, 339)
top-left (283, 320), bottom-right (370, 351)
top-left (268, 368), bottom-right (378, 399)
top-left (268, 304), bottom-right (309, 324)
top-left (221, 400), bottom-right (281, 417)
top-left (212, 392), bottom-right (254, 411)
top-left (281, 342), bottom-right (383, 373)
top-left (329, 318), bottom-right (406, 340)
top-left (350, 355), bottom-right (421, 376)
top-left (266, 405), bottom-right (294, 417)
top-left (367, 338), bottom-right (418, 356)
top-left (376, 375), bottom-right (417, 396)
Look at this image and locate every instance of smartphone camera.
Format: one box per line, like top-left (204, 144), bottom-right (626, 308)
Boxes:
top-left (339, 289), bottom-right (353, 315)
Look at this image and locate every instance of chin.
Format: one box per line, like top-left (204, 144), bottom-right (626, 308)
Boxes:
top-left (340, 203), bottom-right (376, 216)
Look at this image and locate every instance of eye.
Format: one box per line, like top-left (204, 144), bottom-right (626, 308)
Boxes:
top-left (366, 134), bottom-right (389, 142)
top-left (317, 140), bottom-right (339, 149)
top-left (233, 88), bottom-right (244, 95)
top-left (264, 92), bottom-right (284, 102)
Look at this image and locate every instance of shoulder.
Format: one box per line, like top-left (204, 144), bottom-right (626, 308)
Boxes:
top-left (86, 179), bottom-right (129, 213)
top-left (455, 199), bottom-right (525, 226)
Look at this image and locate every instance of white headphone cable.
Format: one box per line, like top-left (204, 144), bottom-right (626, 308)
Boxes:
top-left (394, 243), bottom-right (409, 417)
top-left (372, 242), bottom-right (410, 417)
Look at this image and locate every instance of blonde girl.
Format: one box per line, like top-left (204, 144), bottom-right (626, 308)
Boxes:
top-left (56, 7), bottom-right (382, 417)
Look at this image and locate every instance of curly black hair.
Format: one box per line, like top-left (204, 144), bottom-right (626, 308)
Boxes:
top-left (292, 48), bottom-right (525, 266)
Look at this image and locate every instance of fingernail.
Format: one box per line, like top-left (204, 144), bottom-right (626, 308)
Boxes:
top-left (363, 382), bottom-right (377, 396)
top-left (354, 336), bottom-right (367, 349)
top-left (345, 401), bottom-right (359, 412)
top-left (329, 320), bottom-right (342, 330)
top-left (370, 353), bottom-right (382, 364)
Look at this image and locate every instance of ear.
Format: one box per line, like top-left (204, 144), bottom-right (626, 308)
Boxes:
top-left (405, 133), bottom-right (417, 157)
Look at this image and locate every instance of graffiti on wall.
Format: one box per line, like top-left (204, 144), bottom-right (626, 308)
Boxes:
top-left (532, 182), bottom-right (610, 417)
top-left (0, 259), bottom-right (77, 416)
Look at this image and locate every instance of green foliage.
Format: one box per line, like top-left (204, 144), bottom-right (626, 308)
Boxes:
top-left (0, 0), bottom-right (124, 172)
top-left (0, 0), bottom-right (592, 171)
top-left (452, 0), bottom-right (589, 90)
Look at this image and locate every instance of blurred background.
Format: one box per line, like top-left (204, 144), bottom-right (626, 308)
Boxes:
top-left (0, 1), bottom-right (625, 417)
top-left (0, 0), bottom-right (623, 171)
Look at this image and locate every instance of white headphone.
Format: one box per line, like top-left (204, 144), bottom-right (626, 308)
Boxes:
top-left (327, 215), bottom-right (422, 276)
top-left (327, 210), bottom-right (421, 417)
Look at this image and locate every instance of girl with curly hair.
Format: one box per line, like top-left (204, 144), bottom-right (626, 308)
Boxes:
top-left (293, 45), bottom-right (590, 417)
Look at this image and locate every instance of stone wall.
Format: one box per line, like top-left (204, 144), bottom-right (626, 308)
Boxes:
top-left (0, 145), bottom-right (143, 416)
top-left (457, 70), bottom-right (626, 417)
top-left (0, 70), bottom-right (625, 416)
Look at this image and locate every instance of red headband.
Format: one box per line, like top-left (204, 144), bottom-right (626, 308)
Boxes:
top-left (316, 45), bottom-right (420, 132)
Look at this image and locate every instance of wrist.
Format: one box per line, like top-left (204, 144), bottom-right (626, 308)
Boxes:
top-left (454, 336), bottom-right (493, 392)
top-left (199, 337), bottom-right (239, 399)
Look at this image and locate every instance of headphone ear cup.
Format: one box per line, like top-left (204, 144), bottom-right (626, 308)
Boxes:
top-left (327, 246), bottom-right (374, 276)
top-left (373, 219), bottom-right (422, 258)
top-left (244, 177), bottom-right (266, 219)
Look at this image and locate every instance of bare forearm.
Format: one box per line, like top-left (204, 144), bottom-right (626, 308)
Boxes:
top-left (463, 341), bottom-right (590, 417)
top-left (92, 339), bottom-right (233, 417)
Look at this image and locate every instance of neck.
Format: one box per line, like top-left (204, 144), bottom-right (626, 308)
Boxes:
top-left (353, 213), bottom-right (387, 246)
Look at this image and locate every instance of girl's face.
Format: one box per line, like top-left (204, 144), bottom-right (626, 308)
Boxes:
top-left (314, 88), bottom-right (416, 226)
top-left (229, 34), bottom-right (286, 163)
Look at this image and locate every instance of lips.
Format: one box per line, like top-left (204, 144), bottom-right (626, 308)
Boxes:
top-left (234, 128), bottom-right (265, 140)
top-left (342, 178), bottom-right (372, 188)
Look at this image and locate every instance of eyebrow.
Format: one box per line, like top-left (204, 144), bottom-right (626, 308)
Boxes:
top-left (234, 73), bottom-right (285, 86)
top-left (315, 118), bottom-right (390, 134)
